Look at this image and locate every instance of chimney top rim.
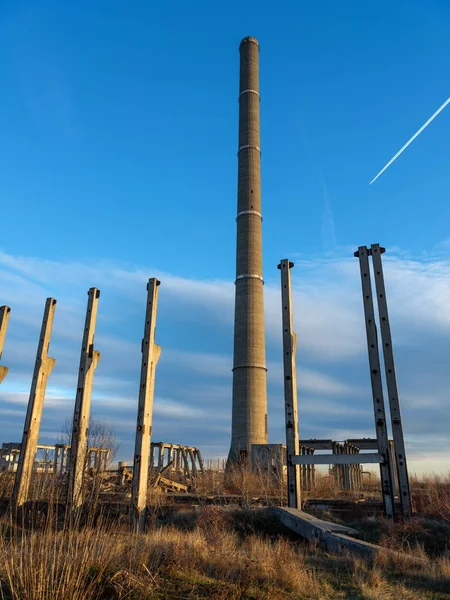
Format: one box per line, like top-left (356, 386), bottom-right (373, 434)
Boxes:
top-left (240, 36), bottom-right (259, 48)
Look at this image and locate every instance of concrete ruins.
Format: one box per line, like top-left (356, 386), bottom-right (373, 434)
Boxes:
top-left (280, 248), bottom-right (411, 519)
top-left (0, 442), bottom-right (109, 474)
top-left (0, 37), bottom-right (414, 530)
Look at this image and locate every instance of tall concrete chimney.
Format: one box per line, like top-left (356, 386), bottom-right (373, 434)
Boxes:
top-left (228, 36), bottom-right (268, 465)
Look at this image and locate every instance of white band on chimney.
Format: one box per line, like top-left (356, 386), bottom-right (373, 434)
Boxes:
top-left (236, 210), bottom-right (262, 220)
top-left (232, 363), bottom-right (267, 371)
top-left (238, 144), bottom-right (261, 154)
top-left (235, 274), bottom-right (264, 283)
top-left (239, 89), bottom-right (260, 99)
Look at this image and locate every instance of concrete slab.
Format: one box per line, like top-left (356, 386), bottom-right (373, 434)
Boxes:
top-left (271, 507), bottom-right (385, 561)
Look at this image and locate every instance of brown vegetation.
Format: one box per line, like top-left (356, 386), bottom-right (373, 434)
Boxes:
top-left (0, 472), bottom-right (448, 599)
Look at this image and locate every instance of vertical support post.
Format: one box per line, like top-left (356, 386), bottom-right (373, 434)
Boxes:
top-left (54, 446), bottom-right (61, 476)
top-left (149, 444), bottom-right (155, 470)
top-left (67, 288), bottom-right (101, 511)
top-left (189, 449), bottom-right (198, 477)
top-left (343, 442), bottom-right (351, 490)
top-left (331, 443), bottom-right (338, 486)
top-left (355, 246), bottom-right (395, 518)
top-left (197, 449), bottom-right (205, 474)
top-left (370, 244), bottom-right (412, 519)
top-left (306, 448), bottom-right (312, 491)
top-left (0, 306), bottom-right (11, 384)
top-left (157, 443), bottom-right (164, 472)
top-left (131, 278), bottom-right (161, 531)
top-left (181, 448), bottom-right (190, 479)
top-left (12, 298), bottom-right (57, 508)
top-left (278, 259), bottom-right (301, 508)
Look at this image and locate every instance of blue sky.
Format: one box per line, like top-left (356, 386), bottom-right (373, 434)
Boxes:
top-left (1, 0), bottom-right (450, 473)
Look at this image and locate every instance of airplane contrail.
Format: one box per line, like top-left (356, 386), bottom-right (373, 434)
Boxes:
top-left (370, 95), bottom-right (450, 185)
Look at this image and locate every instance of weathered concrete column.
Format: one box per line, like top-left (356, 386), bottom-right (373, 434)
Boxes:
top-left (189, 449), bottom-right (198, 477)
top-left (343, 443), bottom-right (351, 490)
top-left (355, 246), bottom-right (395, 519)
top-left (12, 298), bottom-right (57, 508)
top-left (149, 444), bottom-right (155, 470)
top-left (157, 443), bottom-right (164, 471)
top-left (0, 306), bottom-right (11, 384)
top-left (131, 278), bottom-right (161, 532)
top-left (196, 449), bottom-right (205, 474)
top-left (67, 288), bottom-right (101, 511)
top-left (371, 244), bottom-right (412, 519)
top-left (181, 448), bottom-right (190, 478)
top-left (54, 446), bottom-right (61, 476)
top-left (278, 259), bottom-right (301, 508)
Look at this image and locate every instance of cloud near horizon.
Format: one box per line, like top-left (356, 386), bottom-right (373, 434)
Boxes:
top-left (0, 247), bottom-right (450, 473)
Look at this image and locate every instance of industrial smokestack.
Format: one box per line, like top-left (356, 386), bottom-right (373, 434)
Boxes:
top-left (228, 36), bottom-right (268, 466)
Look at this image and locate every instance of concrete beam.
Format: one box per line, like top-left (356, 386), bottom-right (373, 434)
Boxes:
top-left (131, 278), bottom-right (161, 532)
top-left (346, 438), bottom-right (378, 450)
top-left (278, 259), bottom-right (301, 508)
top-left (292, 453), bottom-right (384, 465)
top-left (0, 306), bottom-right (11, 384)
top-left (12, 298), bottom-right (57, 509)
top-left (271, 507), bottom-right (416, 562)
top-left (67, 288), bottom-right (101, 511)
top-left (371, 244), bottom-right (412, 519)
top-left (299, 439), bottom-right (333, 450)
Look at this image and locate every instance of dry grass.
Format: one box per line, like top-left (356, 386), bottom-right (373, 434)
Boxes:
top-left (0, 505), bottom-right (449, 599)
top-left (0, 471), bottom-right (449, 598)
top-left (411, 473), bottom-right (450, 521)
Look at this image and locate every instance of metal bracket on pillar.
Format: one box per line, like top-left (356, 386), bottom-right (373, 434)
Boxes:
top-left (355, 246), bottom-right (396, 519)
top-left (278, 259), bottom-right (301, 508)
top-left (131, 278), bottom-right (161, 532)
top-left (370, 244), bottom-right (412, 519)
top-left (12, 298), bottom-right (57, 509)
top-left (0, 306), bottom-right (11, 384)
top-left (67, 288), bottom-right (101, 511)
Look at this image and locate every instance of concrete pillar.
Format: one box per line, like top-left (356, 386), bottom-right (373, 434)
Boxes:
top-left (181, 448), bottom-right (190, 479)
top-left (278, 259), bottom-right (301, 508)
top-left (306, 448), bottom-right (312, 491)
top-left (189, 449), bottom-right (198, 477)
top-left (371, 244), bottom-right (412, 519)
top-left (301, 447), bottom-right (306, 491)
top-left (229, 36), bottom-right (268, 466)
top-left (196, 449), bottom-right (205, 474)
top-left (157, 443), bottom-right (164, 472)
top-left (149, 444), bottom-right (154, 469)
top-left (67, 288), bottom-right (101, 511)
top-left (355, 246), bottom-right (395, 519)
top-left (12, 298), bottom-right (57, 508)
top-left (350, 449), bottom-right (355, 490)
top-left (131, 278), bottom-right (161, 531)
top-left (311, 450), bottom-right (316, 488)
top-left (54, 446), bottom-right (61, 476)
top-left (343, 443), bottom-right (351, 490)
top-left (0, 306), bottom-right (11, 384)
top-left (118, 461), bottom-right (127, 486)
